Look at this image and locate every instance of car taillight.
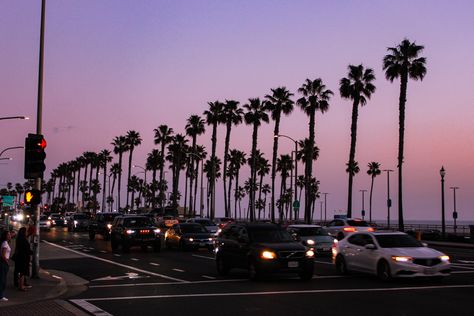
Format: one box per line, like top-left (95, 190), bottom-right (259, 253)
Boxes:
top-left (343, 227), bottom-right (356, 232)
top-left (368, 227), bottom-right (375, 232)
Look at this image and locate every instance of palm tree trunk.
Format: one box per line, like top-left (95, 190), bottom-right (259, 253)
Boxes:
top-left (347, 99), bottom-right (360, 217)
top-left (193, 161), bottom-right (199, 215)
top-left (228, 175), bottom-right (233, 218)
top-left (88, 164), bottom-right (94, 197)
top-left (117, 153), bottom-right (123, 211)
top-left (189, 137), bottom-right (196, 215)
top-left (250, 123), bottom-right (258, 222)
top-left (126, 147), bottom-right (134, 208)
top-left (369, 175), bottom-right (375, 223)
top-left (111, 175), bottom-right (117, 211)
top-left (102, 162), bottom-right (107, 212)
top-left (305, 109), bottom-right (316, 223)
top-left (258, 172), bottom-right (263, 220)
top-left (151, 169), bottom-right (157, 208)
top-left (184, 164), bottom-right (188, 217)
top-left (271, 114), bottom-right (281, 223)
top-left (76, 169), bottom-right (80, 204)
top-left (234, 170), bottom-right (240, 220)
top-left (210, 123), bottom-right (218, 220)
top-left (223, 122), bottom-right (231, 217)
top-left (398, 71), bottom-right (408, 232)
top-left (82, 164), bottom-right (88, 203)
top-left (159, 144), bottom-right (166, 210)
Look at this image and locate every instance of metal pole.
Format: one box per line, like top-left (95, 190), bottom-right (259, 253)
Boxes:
top-left (32, 0), bottom-right (46, 279)
top-left (450, 186), bottom-right (459, 234)
top-left (323, 192), bottom-right (328, 223)
top-left (294, 141), bottom-right (298, 219)
top-left (319, 201), bottom-right (323, 223)
top-left (440, 167), bottom-right (446, 239)
top-left (383, 169), bottom-right (393, 229)
top-left (360, 189), bottom-right (367, 219)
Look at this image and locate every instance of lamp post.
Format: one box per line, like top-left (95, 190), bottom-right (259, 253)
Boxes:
top-left (360, 189), bottom-right (367, 220)
top-left (322, 192), bottom-right (329, 223)
top-left (383, 169), bottom-right (394, 229)
top-left (319, 201), bottom-right (324, 223)
top-left (0, 116), bottom-right (29, 121)
top-left (0, 158), bottom-right (12, 161)
top-left (108, 173), bottom-right (114, 211)
top-left (450, 186), bottom-right (459, 235)
top-left (275, 134), bottom-right (298, 218)
top-left (440, 167), bottom-right (446, 239)
top-left (0, 146), bottom-right (24, 158)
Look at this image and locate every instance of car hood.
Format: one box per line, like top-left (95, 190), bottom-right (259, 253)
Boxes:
top-left (301, 236), bottom-right (334, 243)
top-left (253, 242), bottom-right (306, 251)
top-left (385, 247), bottom-right (444, 258)
top-left (205, 225), bottom-right (218, 232)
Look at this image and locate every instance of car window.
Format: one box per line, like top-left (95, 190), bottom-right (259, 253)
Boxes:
top-left (73, 214), bottom-right (88, 220)
top-left (237, 227), bottom-right (249, 240)
top-left (180, 224), bottom-right (208, 233)
top-left (249, 229), bottom-right (293, 243)
top-left (291, 227), bottom-right (329, 236)
top-left (348, 234), bottom-right (365, 246)
top-left (123, 217), bottom-right (152, 227)
top-left (347, 220), bottom-right (369, 227)
top-left (375, 234), bottom-right (422, 248)
top-left (327, 221), bottom-right (336, 227)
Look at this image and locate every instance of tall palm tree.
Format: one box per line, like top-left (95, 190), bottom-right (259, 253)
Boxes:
top-left (339, 64), bottom-right (376, 217)
top-left (222, 100), bottom-right (243, 217)
top-left (228, 149), bottom-right (247, 219)
top-left (111, 136), bottom-right (128, 210)
top-left (125, 130), bottom-right (142, 208)
top-left (203, 101), bottom-right (225, 220)
top-left (244, 98), bottom-right (269, 221)
top-left (76, 156), bottom-right (86, 203)
top-left (296, 138), bottom-right (320, 220)
top-left (109, 163), bottom-right (120, 211)
top-left (166, 134), bottom-right (189, 208)
top-left (146, 149), bottom-right (163, 208)
top-left (193, 145), bottom-right (207, 215)
top-left (297, 78), bottom-right (333, 223)
top-left (185, 115), bottom-right (205, 214)
top-left (383, 39), bottom-right (427, 232)
top-left (99, 149), bottom-right (112, 212)
top-left (261, 184), bottom-right (271, 219)
top-left (154, 125), bottom-right (174, 209)
top-left (265, 87), bottom-right (294, 223)
top-left (276, 154), bottom-right (293, 221)
top-left (256, 152), bottom-right (270, 219)
top-left (367, 162), bottom-right (381, 223)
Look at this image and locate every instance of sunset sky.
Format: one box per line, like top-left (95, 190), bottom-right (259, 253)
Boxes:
top-left (1, 0), bottom-right (473, 221)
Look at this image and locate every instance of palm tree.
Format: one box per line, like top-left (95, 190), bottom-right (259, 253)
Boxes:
top-left (146, 149), bottom-right (163, 208)
top-left (221, 100), bottom-right (243, 217)
top-left (297, 78), bottom-right (333, 223)
top-left (339, 64), bottom-right (376, 217)
top-left (228, 149), bottom-right (247, 219)
top-left (203, 101), bottom-right (225, 220)
top-left (256, 153), bottom-right (270, 219)
top-left (276, 154), bottom-right (293, 221)
top-left (166, 134), bottom-right (189, 208)
top-left (383, 39), bottom-right (427, 232)
top-left (125, 130), bottom-right (142, 208)
top-left (193, 145), bottom-right (207, 215)
top-left (265, 87), bottom-right (294, 223)
top-left (367, 162), bottom-right (381, 223)
top-left (109, 163), bottom-right (120, 210)
top-left (261, 184), bottom-right (271, 219)
top-left (154, 125), bottom-right (174, 209)
top-left (111, 136), bottom-right (128, 210)
top-left (244, 98), bottom-right (269, 221)
top-left (296, 138), bottom-right (320, 219)
top-left (185, 114), bottom-right (205, 214)
top-left (99, 149), bottom-right (112, 212)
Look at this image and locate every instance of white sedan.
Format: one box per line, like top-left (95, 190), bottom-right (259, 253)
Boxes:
top-left (333, 231), bottom-right (451, 281)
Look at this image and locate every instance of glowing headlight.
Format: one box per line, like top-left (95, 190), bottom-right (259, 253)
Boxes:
top-left (392, 256), bottom-right (413, 263)
top-left (126, 229), bottom-right (135, 234)
top-left (261, 250), bottom-right (277, 259)
top-left (188, 237), bottom-right (194, 242)
top-left (46, 220), bottom-right (51, 225)
top-left (154, 228), bottom-right (161, 234)
top-left (306, 250), bottom-right (315, 258)
top-left (74, 220), bottom-right (78, 225)
top-left (439, 255), bottom-right (450, 262)
top-left (64, 220), bottom-right (68, 224)
top-left (208, 237), bottom-right (213, 241)
top-left (107, 224), bottom-right (112, 230)
top-left (306, 239), bottom-right (315, 245)
top-left (17, 214), bottom-right (24, 221)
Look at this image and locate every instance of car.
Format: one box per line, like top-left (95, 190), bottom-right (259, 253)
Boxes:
top-left (39, 215), bottom-right (51, 231)
top-left (214, 222), bottom-right (315, 280)
top-left (333, 231), bottom-right (451, 281)
top-left (158, 216), bottom-right (179, 229)
top-left (186, 218), bottom-right (219, 234)
top-left (214, 217), bottom-right (235, 229)
top-left (110, 215), bottom-right (162, 252)
top-left (67, 213), bottom-right (91, 232)
top-left (287, 224), bottom-right (336, 256)
top-left (325, 218), bottom-right (374, 240)
top-left (165, 223), bottom-right (214, 251)
top-left (89, 212), bottom-right (122, 240)
top-left (49, 213), bottom-right (66, 227)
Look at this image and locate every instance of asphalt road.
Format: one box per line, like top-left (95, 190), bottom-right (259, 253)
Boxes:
top-left (40, 227), bottom-right (474, 316)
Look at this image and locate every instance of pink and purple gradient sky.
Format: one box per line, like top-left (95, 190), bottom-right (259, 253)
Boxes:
top-left (1, 1), bottom-right (473, 221)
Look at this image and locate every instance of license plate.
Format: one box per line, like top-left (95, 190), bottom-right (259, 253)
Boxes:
top-left (288, 261), bottom-right (299, 268)
top-left (424, 268), bottom-right (436, 275)
top-left (322, 248), bottom-right (330, 251)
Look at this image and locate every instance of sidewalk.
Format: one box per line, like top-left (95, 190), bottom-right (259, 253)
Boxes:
top-left (0, 241), bottom-right (89, 315)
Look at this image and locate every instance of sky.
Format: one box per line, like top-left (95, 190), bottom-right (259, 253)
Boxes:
top-left (1, 0), bottom-right (474, 222)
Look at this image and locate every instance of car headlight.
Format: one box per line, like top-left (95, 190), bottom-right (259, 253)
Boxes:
top-left (188, 237), bottom-right (194, 242)
top-left (52, 220), bottom-right (56, 224)
top-left (439, 255), bottom-right (450, 262)
top-left (126, 229), bottom-right (135, 235)
top-left (46, 220), bottom-right (51, 225)
top-left (261, 250), bottom-right (277, 260)
top-left (392, 256), bottom-right (413, 263)
top-left (64, 220), bottom-right (68, 224)
top-left (154, 228), bottom-right (161, 234)
top-left (306, 239), bottom-right (315, 246)
top-left (17, 214), bottom-right (24, 221)
top-left (208, 237), bottom-right (213, 241)
top-left (107, 224), bottom-right (112, 230)
top-left (74, 220), bottom-right (78, 225)
top-left (306, 250), bottom-right (315, 258)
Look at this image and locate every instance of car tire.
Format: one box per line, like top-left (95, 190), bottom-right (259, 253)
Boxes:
top-left (335, 255), bottom-right (349, 275)
top-left (299, 268), bottom-right (314, 281)
top-left (111, 237), bottom-right (118, 251)
top-left (248, 261), bottom-right (262, 281)
top-left (377, 260), bottom-right (392, 281)
top-left (89, 231), bottom-right (95, 241)
top-left (153, 241), bottom-right (161, 253)
top-left (216, 255), bottom-right (230, 276)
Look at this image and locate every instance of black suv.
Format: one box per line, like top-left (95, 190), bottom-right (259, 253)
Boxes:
top-left (89, 212), bottom-right (121, 241)
top-left (215, 223), bottom-right (315, 280)
top-left (110, 215), bottom-right (162, 252)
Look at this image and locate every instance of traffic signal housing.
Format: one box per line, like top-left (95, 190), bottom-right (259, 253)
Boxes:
top-left (24, 189), bottom-right (42, 205)
top-left (24, 133), bottom-right (47, 179)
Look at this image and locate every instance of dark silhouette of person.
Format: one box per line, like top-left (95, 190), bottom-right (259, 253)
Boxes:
top-left (13, 227), bottom-right (33, 291)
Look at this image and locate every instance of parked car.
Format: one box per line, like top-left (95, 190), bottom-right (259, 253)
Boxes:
top-left (325, 218), bottom-right (374, 240)
top-left (333, 231), bottom-right (451, 281)
top-left (110, 215), bottom-right (162, 252)
top-left (89, 212), bottom-right (122, 240)
top-left (49, 213), bottom-right (66, 227)
top-left (287, 224), bottom-right (336, 256)
top-left (39, 215), bottom-right (51, 231)
top-left (158, 216), bottom-right (179, 229)
top-left (215, 222), bottom-right (315, 280)
top-left (186, 218), bottom-right (219, 234)
top-left (67, 213), bottom-right (91, 232)
top-left (165, 223), bottom-right (214, 251)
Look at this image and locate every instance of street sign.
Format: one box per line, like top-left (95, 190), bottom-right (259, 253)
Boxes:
top-left (1, 195), bottom-right (14, 207)
top-left (292, 200), bottom-right (300, 209)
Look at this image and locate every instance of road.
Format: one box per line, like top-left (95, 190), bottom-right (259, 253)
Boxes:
top-left (40, 227), bottom-right (474, 316)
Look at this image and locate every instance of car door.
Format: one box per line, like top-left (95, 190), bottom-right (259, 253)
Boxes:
top-left (344, 234), bottom-right (365, 271)
top-left (235, 226), bottom-right (250, 269)
top-left (356, 234), bottom-right (379, 273)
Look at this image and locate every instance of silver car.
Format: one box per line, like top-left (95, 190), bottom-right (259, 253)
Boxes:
top-left (325, 218), bottom-right (374, 240)
top-left (287, 224), bottom-right (336, 256)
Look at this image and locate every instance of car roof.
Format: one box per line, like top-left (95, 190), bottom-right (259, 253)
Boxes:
top-left (288, 224), bottom-right (322, 228)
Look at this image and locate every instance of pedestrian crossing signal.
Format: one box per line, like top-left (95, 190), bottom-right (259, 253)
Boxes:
top-left (25, 189), bottom-right (42, 205)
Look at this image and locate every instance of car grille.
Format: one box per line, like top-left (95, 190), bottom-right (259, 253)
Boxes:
top-left (278, 251), bottom-right (305, 259)
top-left (413, 258), bottom-right (441, 266)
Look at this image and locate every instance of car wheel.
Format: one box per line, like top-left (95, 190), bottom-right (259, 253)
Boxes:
top-left (89, 231), bottom-right (95, 241)
top-left (111, 237), bottom-right (118, 251)
top-left (335, 255), bottom-right (349, 275)
top-left (377, 260), bottom-right (392, 281)
top-left (299, 267), bottom-right (314, 281)
top-left (216, 255), bottom-right (230, 276)
top-left (153, 241), bottom-right (161, 253)
top-left (248, 261), bottom-right (261, 281)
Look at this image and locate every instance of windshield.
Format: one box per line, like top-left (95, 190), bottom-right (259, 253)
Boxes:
top-left (73, 214), bottom-right (88, 220)
top-left (347, 220), bottom-right (369, 227)
top-left (124, 217), bottom-right (153, 227)
top-left (196, 219), bottom-right (216, 226)
top-left (103, 214), bottom-right (119, 221)
top-left (181, 224), bottom-right (208, 233)
top-left (375, 235), bottom-right (423, 248)
top-left (291, 227), bottom-right (329, 236)
top-left (250, 229), bottom-right (294, 243)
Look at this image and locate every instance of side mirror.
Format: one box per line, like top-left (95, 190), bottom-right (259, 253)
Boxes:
top-left (365, 244), bottom-right (376, 250)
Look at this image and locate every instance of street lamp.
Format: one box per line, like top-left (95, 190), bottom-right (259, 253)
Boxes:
top-left (0, 157), bottom-right (13, 161)
top-left (0, 116), bottom-right (29, 121)
top-left (383, 169), bottom-right (394, 228)
top-left (360, 189), bottom-right (367, 220)
top-left (185, 152), bottom-right (204, 218)
top-left (450, 186), bottom-right (459, 235)
top-left (440, 167), bottom-right (446, 239)
top-left (0, 146), bottom-right (24, 158)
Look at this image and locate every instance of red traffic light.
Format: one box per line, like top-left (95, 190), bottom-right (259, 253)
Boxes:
top-left (40, 138), bottom-right (47, 149)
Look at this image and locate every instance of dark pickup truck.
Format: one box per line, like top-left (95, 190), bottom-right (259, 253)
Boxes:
top-left (89, 212), bottom-right (122, 241)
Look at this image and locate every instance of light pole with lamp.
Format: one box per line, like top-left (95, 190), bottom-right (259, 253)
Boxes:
top-left (0, 116), bottom-right (29, 121)
top-left (450, 186), bottom-right (459, 235)
top-left (0, 146), bottom-right (24, 158)
top-left (322, 192), bottom-right (329, 223)
top-left (319, 201), bottom-right (324, 223)
top-left (185, 152), bottom-right (204, 218)
top-left (274, 134), bottom-right (298, 218)
top-left (383, 169), bottom-right (394, 228)
top-left (360, 189), bottom-right (367, 220)
top-left (440, 167), bottom-right (446, 239)
top-left (0, 158), bottom-right (12, 161)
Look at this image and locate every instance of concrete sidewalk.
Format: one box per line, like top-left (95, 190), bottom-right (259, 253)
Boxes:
top-left (0, 241), bottom-right (89, 315)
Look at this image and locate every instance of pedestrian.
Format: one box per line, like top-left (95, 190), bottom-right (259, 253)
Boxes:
top-left (0, 230), bottom-right (12, 301)
top-left (13, 227), bottom-right (33, 291)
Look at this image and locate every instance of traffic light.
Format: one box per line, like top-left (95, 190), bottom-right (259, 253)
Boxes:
top-left (24, 133), bottom-right (47, 179)
top-left (25, 189), bottom-right (42, 205)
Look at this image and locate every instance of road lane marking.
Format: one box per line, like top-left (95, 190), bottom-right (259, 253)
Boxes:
top-left (131, 258), bottom-right (139, 261)
top-left (458, 260), bottom-right (474, 264)
top-left (44, 241), bottom-right (188, 283)
top-left (451, 264), bottom-right (474, 270)
top-left (80, 284), bottom-right (474, 302)
top-left (70, 299), bottom-right (112, 316)
top-left (314, 260), bottom-right (333, 265)
top-left (149, 262), bottom-right (160, 266)
top-left (88, 279), bottom-right (246, 288)
top-left (192, 254), bottom-right (214, 260)
top-left (172, 268), bottom-right (185, 273)
top-left (202, 275), bottom-right (216, 280)
top-left (114, 254), bottom-right (121, 257)
top-left (452, 271), bottom-right (474, 274)
top-left (100, 250), bottom-right (107, 253)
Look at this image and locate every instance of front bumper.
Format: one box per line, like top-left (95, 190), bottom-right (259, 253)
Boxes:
top-left (391, 261), bottom-right (451, 278)
top-left (184, 239), bottom-right (214, 248)
top-left (257, 257), bottom-right (314, 274)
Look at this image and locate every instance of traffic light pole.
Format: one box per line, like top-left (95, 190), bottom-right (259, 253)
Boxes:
top-left (32, 0), bottom-right (46, 279)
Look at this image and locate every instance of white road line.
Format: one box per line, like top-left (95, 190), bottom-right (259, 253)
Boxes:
top-left (114, 254), bottom-right (121, 257)
top-left (451, 264), bottom-right (474, 270)
top-left (314, 260), bottom-right (333, 265)
top-left (202, 275), bottom-right (216, 280)
top-left (88, 279), bottom-right (246, 289)
top-left (149, 262), bottom-right (160, 266)
top-left (44, 241), bottom-right (188, 283)
top-left (172, 268), bottom-right (185, 273)
top-left (81, 284), bottom-right (474, 302)
top-left (70, 299), bottom-right (112, 316)
top-left (458, 260), bottom-right (474, 264)
top-left (100, 250), bottom-right (107, 253)
top-left (192, 254), bottom-right (214, 260)
top-left (131, 258), bottom-right (139, 261)
top-left (452, 271), bottom-right (474, 274)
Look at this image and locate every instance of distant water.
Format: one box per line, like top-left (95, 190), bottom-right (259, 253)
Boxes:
top-left (373, 219), bottom-right (474, 226)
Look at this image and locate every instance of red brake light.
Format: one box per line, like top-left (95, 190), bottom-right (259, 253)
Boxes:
top-left (343, 227), bottom-right (356, 232)
top-left (368, 227), bottom-right (375, 232)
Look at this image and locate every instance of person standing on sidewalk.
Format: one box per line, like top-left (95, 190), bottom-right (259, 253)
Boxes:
top-left (13, 227), bottom-right (32, 291)
top-left (0, 230), bottom-right (12, 301)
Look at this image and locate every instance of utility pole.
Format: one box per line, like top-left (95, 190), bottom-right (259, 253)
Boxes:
top-left (383, 169), bottom-right (393, 229)
top-left (322, 192), bottom-right (329, 223)
top-left (360, 189), bottom-right (367, 219)
top-left (450, 186), bottom-right (459, 235)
